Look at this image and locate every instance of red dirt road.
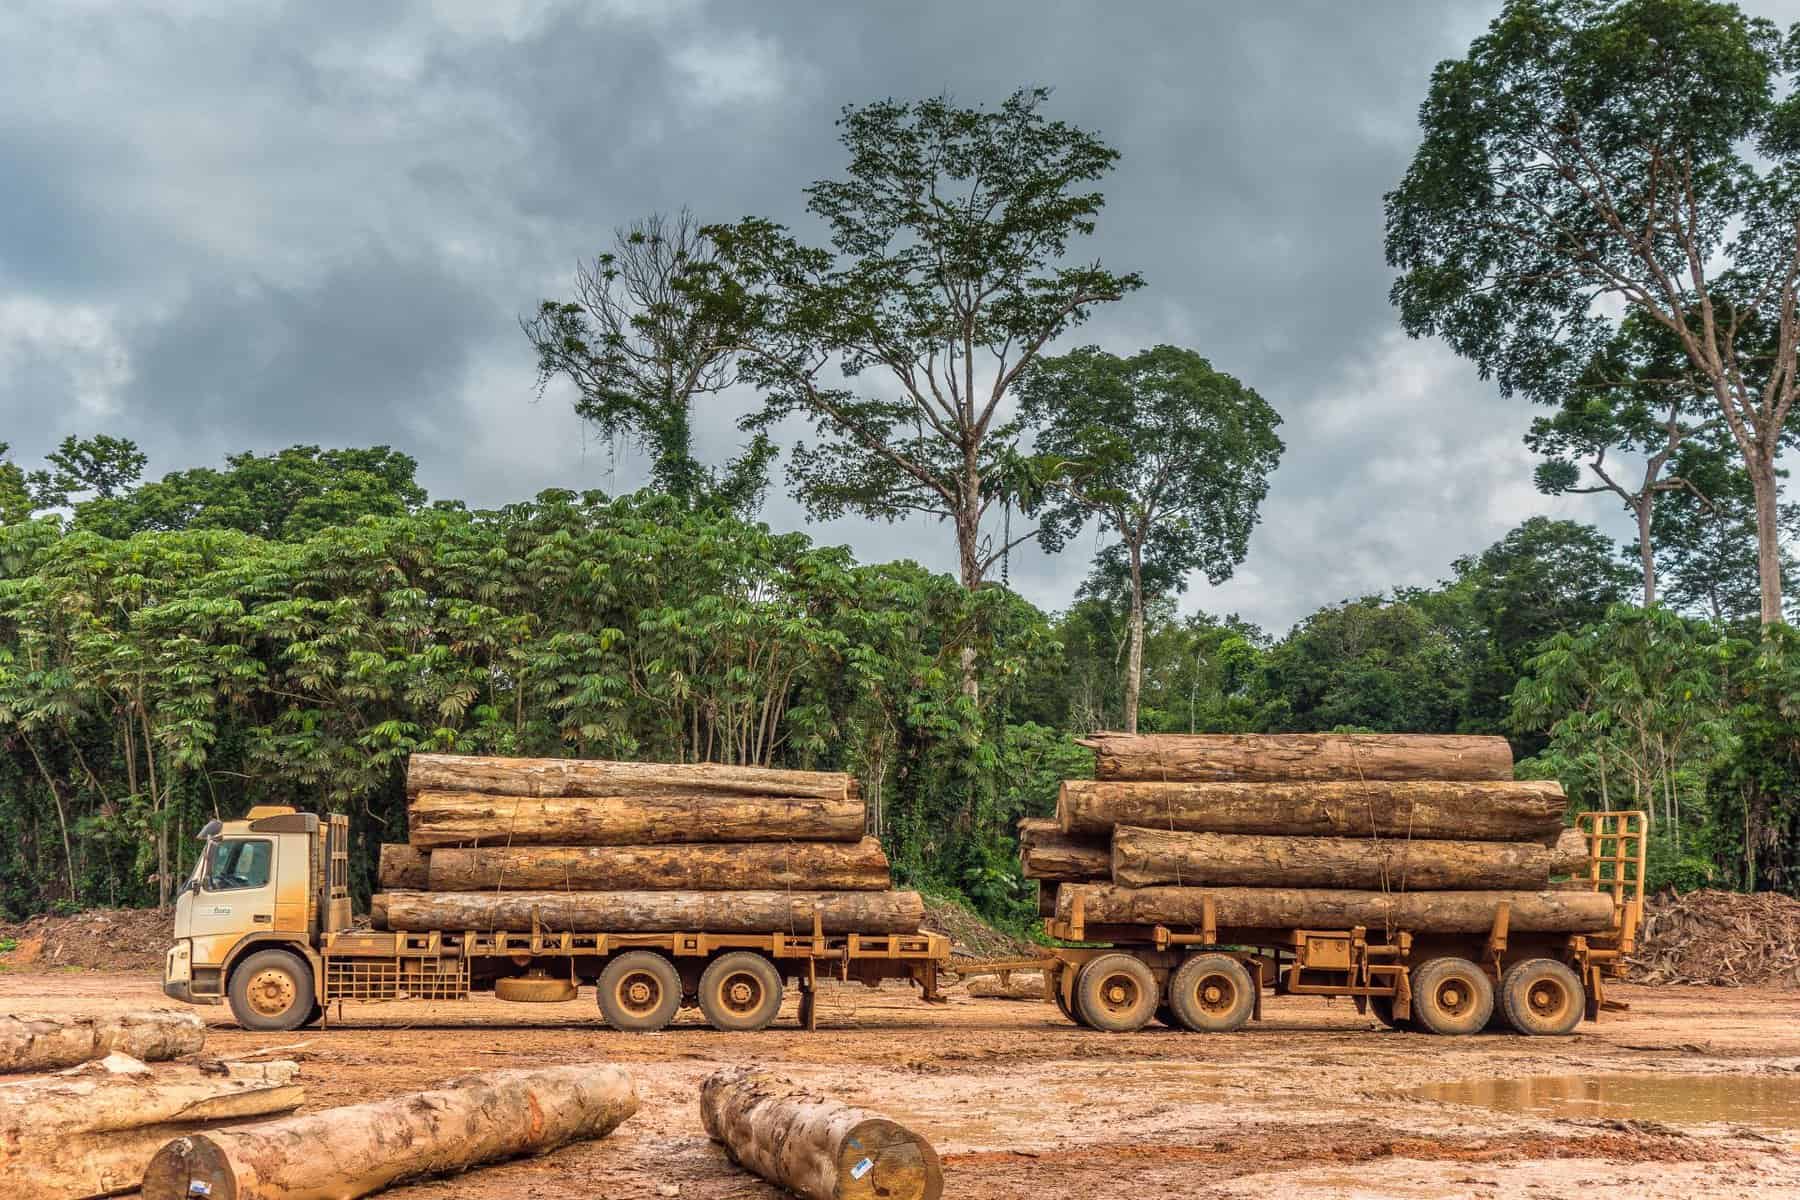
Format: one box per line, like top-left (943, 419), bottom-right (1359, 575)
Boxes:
top-left (4, 971), bottom-right (1798, 1198)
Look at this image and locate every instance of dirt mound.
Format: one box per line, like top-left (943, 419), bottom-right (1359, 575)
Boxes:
top-left (920, 896), bottom-right (1035, 960)
top-left (0, 907), bottom-right (171, 974)
top-left (1628, 889), bottom-right (1800, 987)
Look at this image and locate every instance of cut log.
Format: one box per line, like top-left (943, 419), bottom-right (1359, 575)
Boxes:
top-left (1056, 884), bottom-right (1618, 934)
top-left (0, 1055), bottom-right (302, 1199)
top-left (1058, 779), bottom-right (1567, 841)
top-left (966, 971), bottom-right (1046, 1001)
top-left (426, 838), bottom-right (892, 892)
top-left (374, 890), bottom-right (924, 935)
top-left (1016, 819), bottom-right (1109, 882)
top-left (1037, 881), bottom-right (1059, 919)
top-left (1075, 732), bottom-right (1514, 782)
top-left (377, 844), bottom-right (429, 890)
top-left (141, 1064), bottom-right (638, 1200)
top-left (701, 1066), bottom-right (942, 1200)
top-left (408, 789), bottom-right (865, 848)
top-left (407, 753), bottom-right (852, 800)
top-left (0, 1010), bottom-right (205, 1074)
top-left (1110, 826), bottom-right (1592, 890)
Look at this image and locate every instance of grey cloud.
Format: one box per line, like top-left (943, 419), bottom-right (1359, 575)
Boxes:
top-left (2, 0), bottom-right (1773, 632)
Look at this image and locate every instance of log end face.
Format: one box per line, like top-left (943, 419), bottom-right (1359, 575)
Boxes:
top-left (838, 1118), bottom-right (942, 1200)
top-left (142, 1134), bottom-right (237, 1200)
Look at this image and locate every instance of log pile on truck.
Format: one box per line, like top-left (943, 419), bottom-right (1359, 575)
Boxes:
top-left (1020, 733), bottom-right (1645, 1037)
top-left (375, 754), bottom-right (924, 937)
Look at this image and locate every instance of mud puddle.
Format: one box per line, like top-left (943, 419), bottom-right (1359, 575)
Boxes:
top-left (1414, 1073), bottom-right (1800, 1131)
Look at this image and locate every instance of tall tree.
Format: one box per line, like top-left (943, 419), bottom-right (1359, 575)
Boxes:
top-left (525, 210), bottom-right (773, 512)
top-left (26, 434), bottom-right (145, 508)
top-left (1020, 345), bottom-right (1283, 732)
top-left (705, 88), bottom-right (1143, 594)
top-left (1387, 0), bottom-right (1800, 625)
top-left (1527, 315), bottom-right (1719, 604)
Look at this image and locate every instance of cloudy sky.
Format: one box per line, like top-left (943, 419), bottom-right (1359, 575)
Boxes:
top-left (4, 1), bottom-right (1794, 632)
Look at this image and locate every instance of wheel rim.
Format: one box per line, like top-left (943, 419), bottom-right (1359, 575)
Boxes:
top-left (1433, 975), bottom-right (1476, 1018)
top-left (616, 970), bottom-right (665, 1017)
top-left (1193, 971), bottom-right (1238, 1015)
top-left (246, 967), bottom-right (297, 1018)
top-left (718, 971), bottom-right (765, 1016)
top-left (1095, 970), bottom-right (1142, 1018)
top-left (1527, 977), bottom-right (1571, 1022)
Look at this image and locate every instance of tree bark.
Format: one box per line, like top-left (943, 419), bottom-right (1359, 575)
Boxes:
top-left (0, 1056), bottom-right (302, 1199)
top-left (1056, 883), bottom-right (1618, 934)
top-left (408, 790), bottom-right (865, 848)
top-left (700, 1066), bottom-right (943, 1200)
top-left (142, 1064), bottom-right (638, 1200)
top-left (425, 839), bottom-right (892, 892)
top-left (0, 1010), bottom-right (205, 1074)
top-left (965, 971), bottom-right (1046, 1001)
top-left (373, 890), bottom-right (925, 935)
top-left (1075, 732), bottom-right (1515, 782)
top-left (1016, 819), bottom-right (1109, 882)
top-left (1636, 494), bottom-right (1657, 606)
top-left (1123, 542), bottom-right (1144, 735)
top-left (1111, 826), bottom-right (1591, 890)
top-left (406, 754), bottom-right (853, 800)
top-left (1751, 452), bottom-right (1784, 625)
top-left (377, 844), bottom-right (430, 891)
top-left (1059, 779), bottom-right (1566, 842)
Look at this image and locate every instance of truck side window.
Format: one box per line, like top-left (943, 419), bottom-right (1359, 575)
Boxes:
top-left (205, 838), bottom-right (272, 891)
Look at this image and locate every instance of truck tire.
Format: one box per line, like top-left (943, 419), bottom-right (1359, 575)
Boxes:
top-left (228, 948), bottom-right (316, 1032)
top-left (1167, 953), bottom-right (1255, 1033)
top-left (1499, 958), bottom-right (1585, 1036)
top-left (1074, 953), bottom-right (1158, 1033)
top-left (697, 952), bottom-right (784, 1031)
top-left (1052, 972), bottom-right (1087, 1027)
top-left (596, 951), bottom-right (682, 1032)
top-left (495, 973), bottom-right (578, 1003)
top-left (1408, 957), bottom-right (1494, 1036)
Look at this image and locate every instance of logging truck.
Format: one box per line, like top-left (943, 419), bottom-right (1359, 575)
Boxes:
top-left (1029, 810), bottom-right (1647, 1036)
top-left (163, 806), bottom-right (949, 1032)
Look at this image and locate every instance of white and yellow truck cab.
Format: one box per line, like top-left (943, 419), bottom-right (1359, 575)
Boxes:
top-left (164, 806), bottom-right (352, 1030)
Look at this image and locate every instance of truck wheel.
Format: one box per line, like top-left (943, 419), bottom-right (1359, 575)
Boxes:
top-left (1408, 957), bottom-right (1494, 1036)
top-left (1075, 953), bottom-right (1158, 1033)
top-left (1499, 958), bottom-right (1584, 1036)
top-left (698, 952), bottom-right (784, 1031)
top-left (596, 951), bottom-right (681, 1031)
top-left (495, 973), bottom-right (579, 1003)
top-left (1168, 953), bottom-right (1255, 1033)
top-left (228, 949), bottom-right (316, 1032)
top-left (1052, 973), bottom-right (1087, 1027)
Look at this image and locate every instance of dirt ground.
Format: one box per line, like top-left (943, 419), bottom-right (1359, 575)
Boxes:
top-left (4, 971), bottom-right (1799, 1198)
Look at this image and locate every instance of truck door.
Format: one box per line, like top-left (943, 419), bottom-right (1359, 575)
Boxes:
top-left (190, 836), bottom-right (278, 949)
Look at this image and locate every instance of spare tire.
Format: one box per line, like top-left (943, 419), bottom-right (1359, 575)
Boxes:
top-left (495, 973), bottom-right (578, 1003)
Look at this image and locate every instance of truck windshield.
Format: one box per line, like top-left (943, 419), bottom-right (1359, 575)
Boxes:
top-left (205, 838), bottom-right (272, 891)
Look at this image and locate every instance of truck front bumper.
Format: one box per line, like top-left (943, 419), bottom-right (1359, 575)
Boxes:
top-left (161, 939), bottom-right (220, 1006)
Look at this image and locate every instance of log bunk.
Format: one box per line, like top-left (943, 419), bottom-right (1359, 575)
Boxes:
top-left (1016, 733), bottom-right (1647, 1036)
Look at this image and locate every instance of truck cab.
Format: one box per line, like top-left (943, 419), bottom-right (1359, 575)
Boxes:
top-left (163, 806), bottom-right (351, 1029)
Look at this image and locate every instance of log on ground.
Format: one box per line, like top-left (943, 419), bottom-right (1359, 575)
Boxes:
top-left (701, 1066), bottom-right (942, 1200)
top-left (1016, 818), bottom-right (1109, 882)
top-left (965, 971), bottom-right (1046, 1001)
top-left (1110, 826), bottom-right (1591, 890)
top-left (1076, 732), bottom-right (1514, 782)
top-left (408, 753), bottom-right (852, 800)
top-left (1057, 883), bottom-right (1618, 934)
top-left (426, 838), bottom-right (892, 892)
top-left (142, 1064), bottom-right (638, 1200)
top-left (0, 1010), bottom-right (205, 1074)
top-left (376, 844), bottom-right (429, 890)
top-left (375, 890), bottom-right (925, 935)
top-left (0, 1054), bottom-right (302, 1199)
top-left (408, 790), bottom-right (865, 848)
top-left (1058, 779), bottom-right (1566, 841)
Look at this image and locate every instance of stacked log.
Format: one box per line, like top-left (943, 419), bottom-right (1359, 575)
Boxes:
top-left (374, 754), bottom-right (920, 935)
top-left (1027, 733), bottom-right (1608, 937)
top-left (0, 1052), bottom-right (303, 1199)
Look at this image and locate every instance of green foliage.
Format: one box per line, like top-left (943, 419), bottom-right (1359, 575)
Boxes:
top-left (705, 87), bottom-right (1143, 587)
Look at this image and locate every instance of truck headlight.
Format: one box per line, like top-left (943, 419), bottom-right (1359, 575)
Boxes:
top-left (165, 939), bottom-right (191, 984)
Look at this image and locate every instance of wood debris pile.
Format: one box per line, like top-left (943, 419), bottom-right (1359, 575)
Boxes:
top-left (1627, 888), bottom-right (1800, 987)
